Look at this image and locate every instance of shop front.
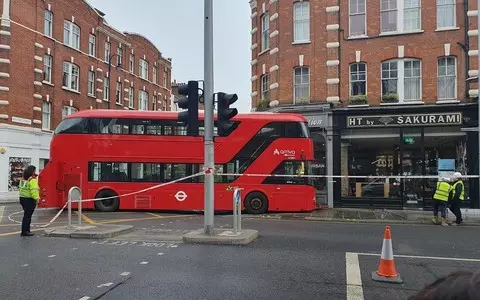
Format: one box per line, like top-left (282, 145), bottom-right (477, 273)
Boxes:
top-left (332, 103), bottom-right (479, 209)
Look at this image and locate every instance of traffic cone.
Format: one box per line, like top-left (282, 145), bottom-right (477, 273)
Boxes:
top-left (371, 226), bottom-right (403, 283)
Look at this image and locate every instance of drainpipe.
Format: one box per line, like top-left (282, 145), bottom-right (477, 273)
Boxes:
top-left (464, 0), bottom-right (470, 99)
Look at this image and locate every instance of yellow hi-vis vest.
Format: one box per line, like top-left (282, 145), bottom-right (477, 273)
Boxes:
top-left (433, 181), bottom-right (451, 201)
top-left (19, 177), bottom-right (40, 201)
top-left (452, 180), bottom-right (465, 201)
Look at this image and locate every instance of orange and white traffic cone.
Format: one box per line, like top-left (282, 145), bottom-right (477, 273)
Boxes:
top-left (371, 226), bottom-right (403, 283)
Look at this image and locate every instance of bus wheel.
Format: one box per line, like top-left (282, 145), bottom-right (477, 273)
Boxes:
top-left (94, 189), bottom-right (120, 212)
top-left (244, 192), bottom-right (268, 214)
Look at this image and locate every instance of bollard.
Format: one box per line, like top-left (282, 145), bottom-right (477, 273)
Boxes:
top-left (67, 186), bottom-right (82, 228)
top-left (233, 187), bottom-right (243, 234)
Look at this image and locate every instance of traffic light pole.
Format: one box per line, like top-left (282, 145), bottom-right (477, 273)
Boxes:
top-left (204, 0), bottom-right (215, 235)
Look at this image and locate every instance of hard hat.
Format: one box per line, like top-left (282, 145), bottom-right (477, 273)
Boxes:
top-left (452, 172), bottom-right (462, 180)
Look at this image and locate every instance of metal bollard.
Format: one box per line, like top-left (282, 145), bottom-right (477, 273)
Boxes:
top-left (67, 186), bottom-right (82, 228)
top-left (233, 187), bottom-right (243, 234)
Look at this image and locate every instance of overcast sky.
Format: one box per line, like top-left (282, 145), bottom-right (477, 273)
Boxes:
top-left (87, 0), bottom-right (251, 113)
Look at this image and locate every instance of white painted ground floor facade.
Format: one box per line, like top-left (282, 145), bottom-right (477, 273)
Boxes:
top-left (0, 123), bottom-right (52, 202)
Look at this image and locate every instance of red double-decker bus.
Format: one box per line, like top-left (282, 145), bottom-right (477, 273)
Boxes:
top-left (38, 109), bottom-right (316, 214)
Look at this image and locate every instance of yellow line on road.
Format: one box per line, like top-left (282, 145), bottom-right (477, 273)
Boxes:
top-left (96, 215), bottom-right (195, 224)
top-left (146, 212), bottom-right (164, 218)
top-left (0, 229), bottom-right (42, 237)
top-left (80, 214), bottom-right (96, 225)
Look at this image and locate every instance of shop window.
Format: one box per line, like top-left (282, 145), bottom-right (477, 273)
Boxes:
top-left (437, 56), bottom-right (456, 100)
top-left (350, 63), bottom-right (366, 96)
top-left (381, 59), bottom-right (421, 102)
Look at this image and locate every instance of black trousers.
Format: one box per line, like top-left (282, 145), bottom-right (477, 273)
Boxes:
top-left (19, 197), bottom-right (36, 233)
top-left (449, 199), bottom-right (463, 224)
top-left (433, 200), bottom-right (447, 218)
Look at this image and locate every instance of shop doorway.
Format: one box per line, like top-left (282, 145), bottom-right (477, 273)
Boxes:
top-left (311, 132), bottom-right (327, 205)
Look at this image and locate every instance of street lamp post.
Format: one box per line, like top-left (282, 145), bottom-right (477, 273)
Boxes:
top-left (108, 53), bottom-right (123, 109)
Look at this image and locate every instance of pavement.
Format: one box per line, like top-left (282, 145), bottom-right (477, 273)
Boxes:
top-left (1, 203), bottom-right (480, 299)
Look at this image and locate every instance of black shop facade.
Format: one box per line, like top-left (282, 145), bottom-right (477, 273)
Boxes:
top-left (331, 103), bottom-right (479, 210)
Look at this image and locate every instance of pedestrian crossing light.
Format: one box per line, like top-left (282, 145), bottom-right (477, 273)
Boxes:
top-left (176, 80), bottom-right (199, 136)
top-left (217, 92), bottom-right (238, 137)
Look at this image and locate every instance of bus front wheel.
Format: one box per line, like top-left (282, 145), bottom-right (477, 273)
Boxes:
top-left (94, 189), bottom-right (120, 212)
top-left (244, 192), bottom-right (268, 214)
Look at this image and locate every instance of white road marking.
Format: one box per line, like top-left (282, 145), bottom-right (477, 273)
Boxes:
top-left (0, 206), bottom-right (4, 223)
top-left (140, 261), bottom-right (148, 265)
top-left (48, 255), bottom-right (56, 258)
top-left (97, 282), bottom-right (114, 288)
top-left (356, 252), bottom-right (480, 262)
top-left (71, 248), bottom-right (78, 250)
top-left (78, 297), bottom-right (91, 300)
top-left (170, 244), bottom-right (178, 248)
top-left (345, 252), bottom-right (364, 300)
top-left (157, 253), bottom-right (165, 256)
top-left (21, 264), bottom-right (29, 267)
top-left (120, 272), bottom-right (131, 276)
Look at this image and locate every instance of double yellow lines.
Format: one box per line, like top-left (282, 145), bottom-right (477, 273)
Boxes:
top-left (79, 212), bottom-right (193, 225)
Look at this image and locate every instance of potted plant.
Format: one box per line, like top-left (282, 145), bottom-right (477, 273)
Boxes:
top-left (256, 99), bottom-right (270, 111)
top-left (349, 95), bottom-right (368, 105)
top-left (382, 93), bottom-right (399, 103)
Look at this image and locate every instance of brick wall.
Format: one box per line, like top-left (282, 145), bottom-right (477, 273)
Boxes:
top-left (0, 0), bottom-right (172, 131)
top-left (249, 0), bottom-right (478, 110)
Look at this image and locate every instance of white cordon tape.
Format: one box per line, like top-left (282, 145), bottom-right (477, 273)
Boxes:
top-left (216, 172), bottom-right (480, 179)
top-left (7, 170), bottom-right (210, 229)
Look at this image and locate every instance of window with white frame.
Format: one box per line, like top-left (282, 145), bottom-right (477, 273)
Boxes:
top-left (116, 81), bottom-right (122, 104)
top-left (437, 0), bottom-right (455, 29)
top-left (89, 34), bottom-right (96, 56)
top-left (105, 42), bottom-right (111, 63)
top-left (128, 87), bottom-right (134, 108)
top-left (88, 71), bottom-right (95, 96)
top-left (44, 10), bottom-right (53, 37)
top-left (293, 67), bottom-right (310, 102)
top-left (43, 54), bottom-right (52, 83)
top-left (139, 90), bottom-right (148, 111)
top-left (163, 68), bottom-right (167, 87)
top-left (62, 62), bottom-right (79, 91)
top-left (42, 102), bottom-right (51, 130)
top-left (349, 0), bottom-right (366, 36)
top-left (261, 12), bottom-right (269, 51)
top-left (437, 56), bottom-right (456, 100)
top-left (129, 54), bottom-right (134, 73)
top-left (62, 106), bottom-right (78, 119)
top-left (104, 75), bottom-right (110, 100)
top-left (350, 63), bottom-right (366, 96)
top-left (153, 66), bottom-right (157, 84)
top-left (139, 59), bottom-right (149, 80)
top-left (117, 46), bottom-right (123, 66)
top-left (63, 20), bottom-right (80, 50)
top-left (261, 74), bottom-right (269, 100)
top-left (381, 59), bottom-right (422, 102)
top-left (293, 1), bottom-right (310, 42)
top-left (381, 0), bottom-right (421, 33)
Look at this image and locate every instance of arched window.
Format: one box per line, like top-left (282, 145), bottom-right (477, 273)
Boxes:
top-left (293, 66), bottom-right (310, 103)
top-left (437, 56), bottom-right (456, 100)
top-left (381, 59), bottom-right (421, 102)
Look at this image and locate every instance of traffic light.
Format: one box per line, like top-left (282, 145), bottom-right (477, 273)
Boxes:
top-left (176, 80), bottom-right (199, 136)
top-left (217, 92), bottom-right (238, 137)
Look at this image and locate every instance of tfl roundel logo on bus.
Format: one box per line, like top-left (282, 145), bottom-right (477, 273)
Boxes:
top-left (273, 148), bottom-right (296, 157)
top-left (175, 191), bottom-right (187, 202)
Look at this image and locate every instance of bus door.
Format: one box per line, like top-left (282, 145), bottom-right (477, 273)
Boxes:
top-left (271, 161), bottom-right (307, 211)
top-left (61, 163), bottom-right (83, 208)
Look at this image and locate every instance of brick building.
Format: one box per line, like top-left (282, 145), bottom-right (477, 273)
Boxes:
top-left (0, 0), bottom-right (172, 200)
top-left (249, 0), bottom-right (480, 209)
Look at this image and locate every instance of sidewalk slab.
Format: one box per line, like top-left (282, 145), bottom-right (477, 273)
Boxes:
top-left (44, 224), bottom-right (134, 239)
top-left (183, 228), bottom-right (259, 245)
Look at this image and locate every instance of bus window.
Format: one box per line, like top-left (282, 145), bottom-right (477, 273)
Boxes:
top-left (263, 161), bottom-right (308, 185)
top-left (54, 118), bottom-right (88, 134)
top-left (285, 122), bottom-right (310, 138)
top-left (88, 162), bottom-right (129, 182)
